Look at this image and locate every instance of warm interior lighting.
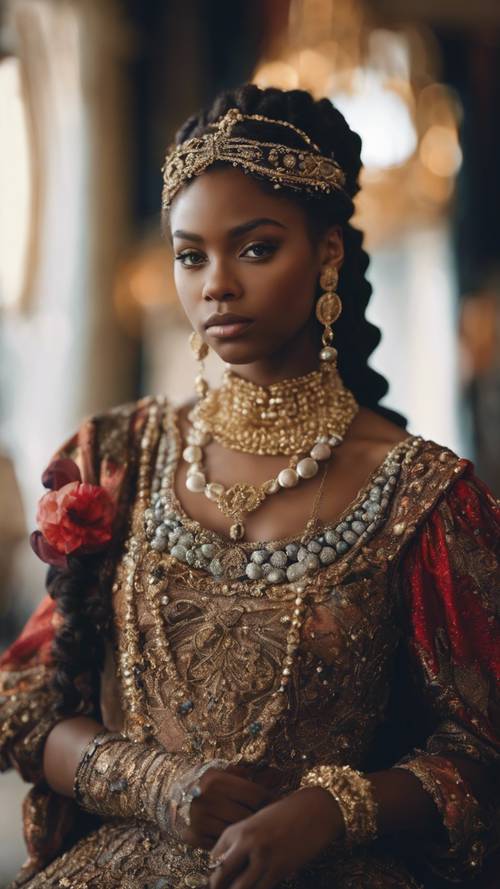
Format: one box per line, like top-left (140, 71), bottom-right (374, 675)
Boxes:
top-left (0, 57), bottom-right (32, 311)
top-left (334, 69), bottom-right (417, 170)
top-left (419, 125), bottom-right (463, 178)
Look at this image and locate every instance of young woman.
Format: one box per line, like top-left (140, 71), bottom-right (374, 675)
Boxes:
top-left (1, 84), bottom-right (498, 889)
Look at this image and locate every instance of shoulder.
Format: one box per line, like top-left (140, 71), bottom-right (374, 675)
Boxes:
top-left (381, 431), bottom-right (499, 561)
top-left (52, 395), bottom-right (162, 480)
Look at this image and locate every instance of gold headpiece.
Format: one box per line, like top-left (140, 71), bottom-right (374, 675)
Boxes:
top-left (161, 107), bottom-right (347, 209)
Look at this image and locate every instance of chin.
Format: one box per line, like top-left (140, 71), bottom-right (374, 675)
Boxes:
top-left (207, 335), bottom-right (273, 365)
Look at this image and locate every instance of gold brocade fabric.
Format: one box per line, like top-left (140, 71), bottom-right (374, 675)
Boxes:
top-left (4, 399), bottom-right (500, 889)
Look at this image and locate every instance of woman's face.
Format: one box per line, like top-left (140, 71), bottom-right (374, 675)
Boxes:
top-left (168, 166), bottom-right (343, 367)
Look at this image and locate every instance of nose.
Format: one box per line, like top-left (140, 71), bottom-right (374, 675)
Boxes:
top-left (202, 259), bottom-right (241, 303)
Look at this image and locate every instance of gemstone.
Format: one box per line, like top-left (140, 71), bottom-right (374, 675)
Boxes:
top-left (266, 568), bottom-right (287, 584)
top-left (190, 429), bottom-right (212, 446)
top-left (229, 522), bottom-right (245, 541)
top-left (201, 543), bottom-right (216, 558)
top-left (319, 346), bottom-right (337, 362)
top-left (335, 540), bottom-right (349, 554)
top-left (297, 546), bottom-right (309, 562)
top-left (263, 478), bottom-right (280, 494)
top-left (251, 549), bottom-right (269, 565)
top-left (246, 562), bottom-right (263, 580)
top-left (342, 530), bottom-right (358, 545)
top-left (151, 538), bottom-right (166, 552)
top-left (209, 558), bottom-right (224, 577)
top-left (393, 522), bottom-right (406, 535)
top-left (178, 532), bottom-right (195, 548)
top-left (171, 544), bottom-right (188, 561)
top-left (297, 457), bottom-right (318, 479)
top-left (249, 721), bottom-right (262, 737)
top-left (278, 468), bottom-right (299, 488)
top-left (325, 529), bottom-right (340, 545)
top-left (186, 462), bottom-right (203, 475)
top-left (307, 540), bottom-right (322, 554)
top-left (305, 554), bottom-right (320, 572)
top-left (205, 482), bottom-right (225, 501)
top-left (287, 562), bottom-right (307, 582)
top-left (270, 550), bottom-right (288, 568)
top-left (285, 543), bottom-right (299, 559)
top-left (310, 442), bottom-right (331, 461)
top-left (186, 472), bottom-right (206, 493)
top-left (182, 445), bottom-right (202, 463)
top-left (351, 521), bottom-right (366, 535)
top-left (369, 487), bottom-right (382, 501)
top-left (319, 546), bottom-right (336, 565)
top-left (178, 699), bottom-right (194, 715)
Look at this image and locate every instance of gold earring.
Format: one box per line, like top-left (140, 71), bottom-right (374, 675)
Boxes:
top-left (189, 331), bottom-right (209, 398)
top-left (316, 266), bottom-right (342, 367)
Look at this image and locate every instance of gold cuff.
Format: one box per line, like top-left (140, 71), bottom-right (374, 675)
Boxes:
top-left (300, 764), bottom-right (378, 848)
top-left (73, 731), bottom-right (182, 833)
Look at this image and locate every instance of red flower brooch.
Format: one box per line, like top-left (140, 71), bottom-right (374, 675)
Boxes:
top-left (30, 458), bottom-right (116, 569)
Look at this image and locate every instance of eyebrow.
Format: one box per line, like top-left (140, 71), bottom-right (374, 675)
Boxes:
top-left (171, 217), bottom-right (288, 243)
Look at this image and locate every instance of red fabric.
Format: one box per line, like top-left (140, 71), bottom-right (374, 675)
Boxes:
top-left (0, 594), bottom-right (56, 670)
top-left (403, 460), bottom-right (500, 756)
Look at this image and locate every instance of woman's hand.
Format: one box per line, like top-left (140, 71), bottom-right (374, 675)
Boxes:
top-left (207, 786), bottom-right (344, 889)
top-left (180, 764), bottom-right (283, 850)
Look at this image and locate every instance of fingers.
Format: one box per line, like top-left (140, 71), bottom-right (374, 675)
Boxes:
top-left (223, 857), bottom-right (268, 889)
top-left (208, 842), bottom-right (248, 889)
top-left (204, 771), bottom-right (276, 811)
top-left (181, 814), bottom-right (226, 851)
top-left (192, 795), bottom-right (257, 829)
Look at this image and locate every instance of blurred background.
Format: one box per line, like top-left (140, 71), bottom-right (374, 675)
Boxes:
top-left (0, 0), bottom-right (499, 882)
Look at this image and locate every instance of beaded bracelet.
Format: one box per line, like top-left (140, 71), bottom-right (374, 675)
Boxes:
top-left (300, 764), bottom-right (378, 848)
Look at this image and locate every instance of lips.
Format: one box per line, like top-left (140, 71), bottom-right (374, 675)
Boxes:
top-left (204, 313), bottom-right (254, 340)
top-left (204, 313), bottom-right (252, 329)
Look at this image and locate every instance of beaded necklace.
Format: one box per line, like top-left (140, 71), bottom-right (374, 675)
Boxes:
top-left (114, 398), bottom-right (421, 761)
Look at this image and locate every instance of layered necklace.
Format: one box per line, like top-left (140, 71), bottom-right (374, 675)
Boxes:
top-left (183, 365), bottom-right (359, 541)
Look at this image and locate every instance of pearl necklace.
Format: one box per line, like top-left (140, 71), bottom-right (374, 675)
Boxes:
top-left (183, 431), bottom-right (342, 542)
top-left (183, 367), bottom-right (359, 541)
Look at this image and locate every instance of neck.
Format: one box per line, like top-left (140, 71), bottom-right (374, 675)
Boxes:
top-left (227, 322), bottom-right (321, 387)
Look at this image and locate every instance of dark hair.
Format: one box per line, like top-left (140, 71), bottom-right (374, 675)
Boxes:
top-left (164, 83), bottom-right (406, 428)
top-left (47, 557), bottom-right (111, 716)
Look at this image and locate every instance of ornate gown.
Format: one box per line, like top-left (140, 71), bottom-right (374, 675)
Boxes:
top-left (1, 397), bottom-right (499, 889)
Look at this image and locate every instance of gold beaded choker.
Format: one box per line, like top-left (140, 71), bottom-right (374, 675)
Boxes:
top-left (189, 366), bottom-right (359, 456)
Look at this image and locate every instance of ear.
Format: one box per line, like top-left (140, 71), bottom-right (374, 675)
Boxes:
top-left (319, 225), bottom-right (344, 271)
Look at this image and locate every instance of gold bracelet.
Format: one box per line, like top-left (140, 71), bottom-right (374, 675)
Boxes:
top-left (300, 764), bottom-right (378, 848)
top-left (73, 731), bottom-right (184, 832)
top-left (396, 754), bottom-right (487, 872)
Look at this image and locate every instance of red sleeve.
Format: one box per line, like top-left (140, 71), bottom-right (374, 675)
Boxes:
top-left (402, 465), bottom-right (500, 761)
top-left (395, 465), bottom-right (500, 881)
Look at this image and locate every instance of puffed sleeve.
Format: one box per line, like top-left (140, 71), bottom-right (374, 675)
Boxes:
top-left (393, 465), bottom-right (500, 882)
top-left (0, 400), bottom-right (143, 876)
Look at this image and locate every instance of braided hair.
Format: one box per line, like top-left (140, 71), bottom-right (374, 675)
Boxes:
top-left (46, 557), bottom-right (111, 716)
top-left (164, 83), bottom-right (406, 428)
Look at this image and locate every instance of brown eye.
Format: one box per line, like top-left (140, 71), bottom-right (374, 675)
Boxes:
top-left (175, 251), bottom-right (205, 268)
top-left (242, 242), bottom-right (277, 259)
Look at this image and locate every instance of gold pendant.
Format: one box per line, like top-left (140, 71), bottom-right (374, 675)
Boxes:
top-left (216, 483), bottom-right (267, 519)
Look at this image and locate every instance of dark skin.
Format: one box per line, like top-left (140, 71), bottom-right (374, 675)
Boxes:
top-left (43, 165), bottom-right (490, 889)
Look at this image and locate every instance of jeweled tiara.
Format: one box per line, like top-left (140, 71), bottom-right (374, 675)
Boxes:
top-left (161, 107), bottom-right (347, 208)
